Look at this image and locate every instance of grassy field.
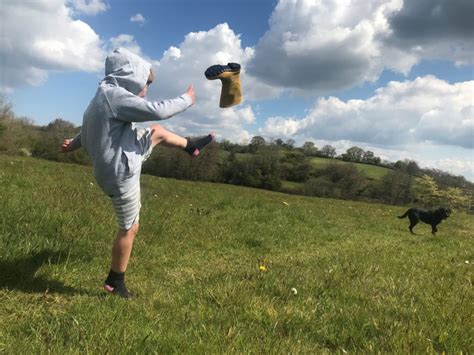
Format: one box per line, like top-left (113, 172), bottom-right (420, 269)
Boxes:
top-left (309, 157), bottom-right (391, 181)
top-left (1, 155), bottom-right (473, 353)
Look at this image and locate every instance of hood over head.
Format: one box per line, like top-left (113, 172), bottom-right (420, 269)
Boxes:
top-left (103, 47), bottom-right (152, 95)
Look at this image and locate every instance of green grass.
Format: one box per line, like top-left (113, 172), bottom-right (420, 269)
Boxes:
top-left (281, 180), bottom-right (302, 190)
top-left (309, 157), bottom-right (391, 180)
top-left (1, 155), bottom-right (473, 353)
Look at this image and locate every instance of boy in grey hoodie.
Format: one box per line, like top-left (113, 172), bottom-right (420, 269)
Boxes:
top-left (61, 48), bottom-right (213, 298)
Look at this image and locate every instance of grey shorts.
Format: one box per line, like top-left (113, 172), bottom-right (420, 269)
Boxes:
top-left (111, 183), bottom-right (141, 231)
top-left (111, 127), bottom-right (154, 231)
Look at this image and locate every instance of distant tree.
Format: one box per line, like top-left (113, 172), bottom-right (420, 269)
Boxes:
top-left (0, 95), bottom-right (38, 154)
top-left (361, 150), bottom-right (382, 165)
top-left (218, 139), bottom-right (233, 151)
top-left (0, 114), bottom-right (39, 155)
top-left (405, 160), bottom-right (421, 176)
top-left (0, 94), bottom-right (14, 121)
top-left (363, 150), bottom-right (374, 162)
top-left (411, 174), bottom-right (470, 209)
top-left (303, 176), bottom-right (334, 197)
top-left (317, 162), bottom-right (368, 199)
top-left (441, 187), bottom-right (470, 209)
top-left (223, 145), bottom-right (281, 190)
top-left (302, 141), bottom-right (318, 157)
top-left (249, 136), bottom-right (266, 153)
top-left (372, 156), bottom-right (381, 165)
top-left (280, 150), bottom-right (311, 182)
top-left (222, 153), bottom-right (260, 187)
top-left (342, 146), bottom-right (364, 162)
top-left (412, 174), bottom-right (443, 208)
top-left (254, 146), bottom-right (282, 189)
top-left (46, 118), bottom-right (76, 133)
top-left (394, 160), bottom-right (406, 170)
top-left (320, 144), bottom-right (336, 158)
top-left (250, 136), bottom-right (266, 146)
top-left (284, 138), bottom-right (296, 149)
top-left (378, 170), bottom-right (414, 205)
top-left (274, 138), bottom-right (284, 146)
top-left (422, 168), bottom-right (473, 190)
top-left (187, 141), bottom-right (221, 181)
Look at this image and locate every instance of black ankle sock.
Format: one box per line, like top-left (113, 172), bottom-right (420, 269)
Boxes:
top-left (184, 134), bottom-right (213, 155)
top-left (105, 269), bottom-right (125, 287)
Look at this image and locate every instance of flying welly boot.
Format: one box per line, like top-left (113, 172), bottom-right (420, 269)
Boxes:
top-left (205, 63), bottom-right (242, 108)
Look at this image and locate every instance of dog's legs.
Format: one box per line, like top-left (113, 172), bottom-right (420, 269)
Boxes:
top-left (408, 216), bottom-right (418, 235)
top-left (431, 225), bottom-right (438, 235)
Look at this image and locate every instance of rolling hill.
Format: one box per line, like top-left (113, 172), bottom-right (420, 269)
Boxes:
top-left (1, 155), bottom-right (472, 353)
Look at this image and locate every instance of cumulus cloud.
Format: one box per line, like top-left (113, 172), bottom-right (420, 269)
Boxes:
top-left (71, 0), bottom-right (108, 16)
top-left (108, 34), bottom-right (143, 56)
top-left (246, 0), bottom-right (473, 93)
top-left (130, 13), bottom-right (146, 25)
top-left (247, 0), bottom-right (405, 93)
top-left (259, 75), bottom-right (474, 149)
top-left (146, 23), bottom-right (278, 142)
top-left (0, 0), bottom-right (104, 91)
top-left (387, 0), bottom-right (474, 65)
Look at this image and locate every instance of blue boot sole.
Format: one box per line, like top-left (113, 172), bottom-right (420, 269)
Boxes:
top-left (205, 63), bottom-right (241, 79)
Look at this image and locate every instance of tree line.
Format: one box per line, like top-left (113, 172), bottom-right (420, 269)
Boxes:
top-left (1, 95), bottom-right (472, 210)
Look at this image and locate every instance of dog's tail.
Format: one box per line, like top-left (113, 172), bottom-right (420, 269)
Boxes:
top-left (398, 210), bottom-right (409, 219)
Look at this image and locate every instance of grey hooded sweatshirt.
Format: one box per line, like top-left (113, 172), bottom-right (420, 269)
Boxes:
top-left (70, 47), bottom-right (193, 196)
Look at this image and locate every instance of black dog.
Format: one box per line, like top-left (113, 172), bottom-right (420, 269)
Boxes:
top-left (398, 207), bottom-right (451, 235)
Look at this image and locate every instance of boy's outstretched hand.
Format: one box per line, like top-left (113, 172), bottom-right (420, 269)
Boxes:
top-left (60, 139), bottom-right (73, 153)
top-left (187, 85), bottom-right (195, 105)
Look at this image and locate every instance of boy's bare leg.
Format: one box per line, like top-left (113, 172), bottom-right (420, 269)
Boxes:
top-left (149, 124), bottom-right (187, 149)
top-left (149, 124), bottom-right (214, 156)
top-left (111, 223), bottom-right (139, 273)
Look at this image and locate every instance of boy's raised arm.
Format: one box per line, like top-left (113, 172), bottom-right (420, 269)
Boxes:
top-left (113, 90), bottom-right (194, 123)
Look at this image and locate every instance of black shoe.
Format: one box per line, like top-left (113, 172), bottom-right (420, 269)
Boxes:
top-left (205, 63), bottom-right (241, 80)
top-left (104, 283), bottom-right (133, 299)
top-left (185, 133), bottom-right (215, 156)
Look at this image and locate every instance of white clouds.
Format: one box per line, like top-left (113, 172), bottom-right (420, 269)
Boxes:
top-left (130, 13), bottom-right (146, 25)
top-left (246, 0), bottom-right (473, 94)
top-left (0, 0), bottom-right (104, 91)
top-left (386, 0), bottom-right (474, 66)
top-left (146, 23), bottom-right (276, 142)
top-left (247, 0), bottom-right (404, 93)
top-left (108, 34), bottom-right (143, 56)
top-left (259, 76), bottom-right (474, 149)
top-left (71, 0), bottom-right (108, 16)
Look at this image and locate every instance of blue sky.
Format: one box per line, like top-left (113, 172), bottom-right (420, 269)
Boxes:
top-left (2, 0), bottom-right (473, 180)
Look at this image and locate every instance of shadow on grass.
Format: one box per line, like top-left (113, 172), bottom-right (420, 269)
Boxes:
top-left (0, 250), bottom-right (82, 295)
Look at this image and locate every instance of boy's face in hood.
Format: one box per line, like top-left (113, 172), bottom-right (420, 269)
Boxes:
top-left (104, 47), bottom-right (152, 96)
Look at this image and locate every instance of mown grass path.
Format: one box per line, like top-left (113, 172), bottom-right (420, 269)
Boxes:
top-left (1, 155), bottom-right (472, 353)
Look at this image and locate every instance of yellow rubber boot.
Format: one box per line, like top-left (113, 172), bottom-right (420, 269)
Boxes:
top-left (205, 63), bottom-right (242, 108)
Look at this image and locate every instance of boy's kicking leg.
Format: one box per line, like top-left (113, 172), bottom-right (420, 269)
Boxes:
top-left (149, 124), bottom-right (214, 156)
